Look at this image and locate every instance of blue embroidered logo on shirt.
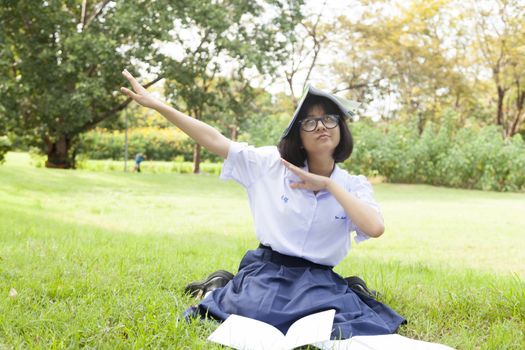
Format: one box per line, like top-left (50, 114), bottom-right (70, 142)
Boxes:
top-left (281, 195), bottom-right (289, 203)
top-left (335, 215), bottom-right (347, 220)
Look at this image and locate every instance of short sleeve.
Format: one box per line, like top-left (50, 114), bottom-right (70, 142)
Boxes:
top-left (347, 175), bottom-right (383, 244)
top-left (220, 141), bottom-right (279, 188)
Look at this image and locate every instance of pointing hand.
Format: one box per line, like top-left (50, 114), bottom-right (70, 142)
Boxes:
top-left (120, 69), bottom-right (160, 109)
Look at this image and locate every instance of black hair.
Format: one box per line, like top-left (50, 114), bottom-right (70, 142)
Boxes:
top-left (277, 95), bottom-right (354, 167)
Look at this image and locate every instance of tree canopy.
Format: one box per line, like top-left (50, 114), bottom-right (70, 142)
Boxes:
top-left (0, 0), bottom-right (303, 168)
top-left (326, 0), bottom-right (524, 136)
top-left (1, 0), bottom-right (524, 173)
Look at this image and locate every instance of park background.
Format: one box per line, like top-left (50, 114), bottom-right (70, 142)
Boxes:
top-left (0, 0), bottom-right (524, 349)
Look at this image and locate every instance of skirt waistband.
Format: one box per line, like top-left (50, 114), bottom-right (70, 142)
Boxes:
top-left (257, 243), bottom-right (333, 270)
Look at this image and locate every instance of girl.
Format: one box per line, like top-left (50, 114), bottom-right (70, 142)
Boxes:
top-left (120, 70), bottom-right (405, 339)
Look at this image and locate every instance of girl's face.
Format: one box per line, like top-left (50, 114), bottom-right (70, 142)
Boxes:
top-left (299, 104), bottom-right (340, 158)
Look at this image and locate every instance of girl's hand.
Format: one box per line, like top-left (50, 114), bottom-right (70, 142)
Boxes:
top-left (281, 159), bottom-right (331, 192)
top-left (120, 69), bottom-right (161, 109)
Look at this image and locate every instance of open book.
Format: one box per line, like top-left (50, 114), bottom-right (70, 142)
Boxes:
top-left (208, 310), bottom-right (456, 350)
top-left (207, 309), bottom-right (336, 350)
top-left (314, 334), bottom-right (456, 350)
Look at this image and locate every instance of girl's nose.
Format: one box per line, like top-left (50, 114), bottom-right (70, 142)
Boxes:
top-left (315, 119), bottom-right (327, 131)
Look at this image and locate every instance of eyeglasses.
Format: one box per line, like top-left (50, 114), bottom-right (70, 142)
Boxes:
top-left (299, 114), bottom-right (340, 132)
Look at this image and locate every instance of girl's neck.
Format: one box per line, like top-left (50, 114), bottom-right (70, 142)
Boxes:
top-left (307, 155), bottom-right (335, 177)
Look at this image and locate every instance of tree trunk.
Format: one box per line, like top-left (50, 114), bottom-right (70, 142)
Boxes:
top-left (45, 135), bottom-right (75, 169)
top-left (193, 143), bottom-right (201, 174)
top-left (192, 109), bottom-right (202, 174)
top-left (509, 88), bottom-right (525, 137)
top-left (496, 86), bottom-right (505, 126)
top-left (416, 112), bottom-right (425, 136)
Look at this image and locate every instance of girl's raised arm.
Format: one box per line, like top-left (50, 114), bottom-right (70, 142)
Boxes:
top-left (120, 69), bottom-right (231, 159)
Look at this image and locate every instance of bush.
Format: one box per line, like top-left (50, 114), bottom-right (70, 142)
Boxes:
top-left (437, 126), bottom-right (525, 191)
top-left (78, 127), bottom-right (208, 162)
top-left (76, 115), bottom-right (525, 191)
top-left (345, 112), bottom-right (525, 192)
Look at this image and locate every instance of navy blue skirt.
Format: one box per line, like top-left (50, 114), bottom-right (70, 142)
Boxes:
top-left (187, 246), bottom-right (406, 339)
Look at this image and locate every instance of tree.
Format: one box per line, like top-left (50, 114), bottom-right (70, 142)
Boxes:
top-left (282, 1), bottom-right (331, 107)
top-left (0, 0), bottom-right (174, 168)
top-left (239, 91), bottom-right (294, 147)
top-left (162, 0), bottom-right (304, 172)
top-left (468, 0), bottom-right (525, 137)
top-left (330, 0), bottom-right (525, 137)
top-left (0, 0), bottom-right (304, 169)
top-left (332, 0), bottom-right (474, 129)
top-left (214, 77), bottom-right (263, 142)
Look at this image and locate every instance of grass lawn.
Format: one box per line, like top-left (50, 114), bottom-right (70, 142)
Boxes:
top-left (0, 152), bottom-right (523, 349)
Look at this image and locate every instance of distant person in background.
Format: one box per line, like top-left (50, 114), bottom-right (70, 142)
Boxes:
top-left (134, 153), bottom-right (145, 172)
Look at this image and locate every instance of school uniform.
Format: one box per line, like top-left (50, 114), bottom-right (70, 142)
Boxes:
top-left (187, 141), bottom-right (406, 339)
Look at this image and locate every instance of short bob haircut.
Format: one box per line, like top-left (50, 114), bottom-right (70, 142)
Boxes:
top-left (278, 95), bottom-right (354, 167)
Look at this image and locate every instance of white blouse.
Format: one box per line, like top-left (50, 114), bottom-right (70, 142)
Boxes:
top-left (220, 141), bottom-right (382, 266)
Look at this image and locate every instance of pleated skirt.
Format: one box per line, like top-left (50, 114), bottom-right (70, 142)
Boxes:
top-left (186, 246), bottom-right (406, 339)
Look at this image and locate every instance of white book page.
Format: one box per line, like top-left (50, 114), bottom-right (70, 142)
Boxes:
top-left (314, 338), bottom-right (376, 350)
top-left (284, 309), bottom-right (336, 349)
top-left (315, 334), bottom-right (456, 350)
top-left (208, 314), bottom-right (284, 350)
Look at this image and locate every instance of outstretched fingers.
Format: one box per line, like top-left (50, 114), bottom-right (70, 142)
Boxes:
top-left (120, 68), bottom-right (159, 109)
top-left (120, 86), bottom-right (139, 100)
top-left (281, 158), bottom-right (296, 172)
top-left (281, 158), bottom-right (306, 178)
top-left (282, 158), bottom-right (308, 188)
top-left (121, 69), bottom-right (146, 94)
top-left (290, 182), bottom-right (307, 189)
top-left (282, 158), bottom-right (329, 192)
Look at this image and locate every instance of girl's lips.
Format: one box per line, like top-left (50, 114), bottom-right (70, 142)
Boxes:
top-left (317, 134), bottom-right (330, 140)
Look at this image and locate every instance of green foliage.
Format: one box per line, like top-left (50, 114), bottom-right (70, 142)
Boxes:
top-left (346, 111), bottom-right (525, 192)
top-left (439, 126), bottom-right (525, 192)
top-left (334, 1), bottom-right (525, 136)
top-left (0, 0), bottom-right (304, 168)
top-left (78, 127), bottom-right (191, 161)
top-left (147, 0), bottom-right (303, 170)
top-left (77, 127), bottom-right (221, 163)
top-left (78, 90), bottom-right (297, 161)
top-left (0, 135), bottom-right (11, 164)
top-left (237, 92), bottom-right (294, 147)
top-left (0, 0), bottom-right (175, 167)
